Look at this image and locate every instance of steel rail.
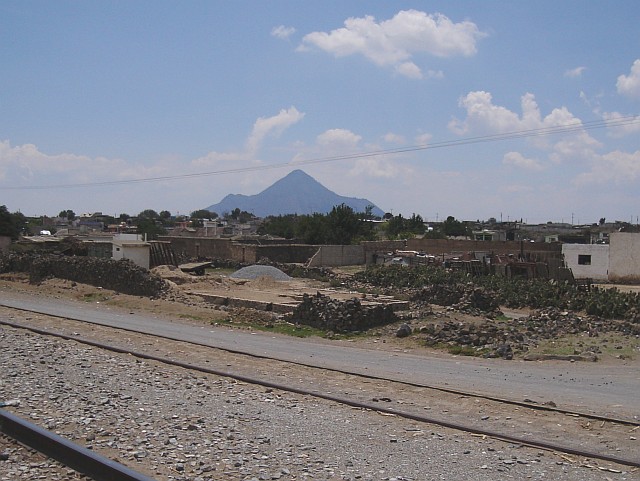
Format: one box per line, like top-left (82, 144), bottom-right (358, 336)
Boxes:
top-left (2, 319), bottom-right (639, 469)
top-left (0, 409), bottom-right (156, 481)
top-left (1, 306), bottom-right (637, 428)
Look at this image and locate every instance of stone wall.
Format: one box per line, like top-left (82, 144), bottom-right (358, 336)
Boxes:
top-left (288, 292), bottom-right (397, 332)
top-left (0, 253), bottom-right (167, 297)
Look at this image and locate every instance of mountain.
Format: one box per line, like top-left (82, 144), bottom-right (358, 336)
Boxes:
top-left (204, 170), bottom-right (385, 218)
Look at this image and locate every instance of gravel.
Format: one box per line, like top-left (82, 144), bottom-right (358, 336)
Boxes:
top-left (0, 327), bottom-right (633, 481)
top-left (230, 265), bottom-right (292, 281)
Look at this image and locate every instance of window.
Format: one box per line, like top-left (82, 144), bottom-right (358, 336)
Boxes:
top-left (578, 254), bottom-right (591, 265)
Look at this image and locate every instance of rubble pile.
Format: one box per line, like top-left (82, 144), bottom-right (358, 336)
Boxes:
top-left (419, 320), bottom-right (523, 359)
top-left (288, 292), bottom-right (397, 332)
top-left (515, 307), bottom-right (640, 338)
top-left (412, 283), bottom-right (501, 316)
top-left (417, 307), bottom-right (640, 360)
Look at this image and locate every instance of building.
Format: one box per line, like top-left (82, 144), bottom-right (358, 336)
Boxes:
top-left (561, 244), bottom-right (610, 281)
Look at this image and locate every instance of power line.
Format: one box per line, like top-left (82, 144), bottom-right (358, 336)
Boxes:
top-left (2, 115), bottom-right (639, 191)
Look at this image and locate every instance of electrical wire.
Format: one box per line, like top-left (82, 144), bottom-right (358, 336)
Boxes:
top-left (2, 115), bottom-right (638, 190)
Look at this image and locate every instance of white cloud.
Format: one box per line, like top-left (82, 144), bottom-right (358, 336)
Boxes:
top-left (502, 151), bottom-right (543, 171)
top-left (414, 133), bottom-right (432, 145)
top-left (602, 111), bottom-right (640, 138)
top-left (300, 9), bottom-right (485, 78)
top-left (395, 62), bottom-right (423, 79)
top-left (617, 59), bottom-right (640, 99)
top-left (316, 128), bottom-right (362, 149)
top-left (564, 66), bottom-right (586, 78)
top-left (575, 150), bottom-right (640, 185)
top-left (350, 157), bottom-right (398, 178)
top-left (383, 132), bottom-right (405, 144)
top-left (245, 107), bottom-right (305, 155)
top-left (449, 91), bottom-right (602, 162)
top-left (271, 25), bottom-right (296, 40)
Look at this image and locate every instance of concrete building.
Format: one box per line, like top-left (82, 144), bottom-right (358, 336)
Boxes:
top-left (562, 243), bottom-right (610, 281)
top-left (112, 238), bottom-right (151, 269)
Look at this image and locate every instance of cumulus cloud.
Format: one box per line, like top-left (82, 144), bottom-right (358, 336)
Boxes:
top-left (271, 25), bottom-right (296, 40)
top-left (502, 151), bottom-right (543, 171)
top-left (299, 10), bottom-right (485, 78)
top-left (617, 59), bottom-right (640, 99)
top-left (564, 66), bottom-right (586, 78)
top-left (449, 91), bottom-right (602, 162)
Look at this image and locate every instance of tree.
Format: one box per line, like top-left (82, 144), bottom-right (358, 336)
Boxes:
top-left (442, 216), bottom-right (468, 237)
top-left (159, 210), bottom-right (172, 220)
top-left (0, 206), bottom-right (26, 240)
top-left (137, 209), bottom-right (159, 220)
top-left (325, 204), bottom-right (361, 245)
top-left (58, 209), bottom-right (76, 221)
top-left (190, 209), bottom-right (217, 220)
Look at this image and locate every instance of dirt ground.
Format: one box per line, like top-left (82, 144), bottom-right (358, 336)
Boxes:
top-left (1, 268), bottom-right (639, 364)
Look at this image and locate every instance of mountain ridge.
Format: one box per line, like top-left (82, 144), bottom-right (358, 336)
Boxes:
top-left (205, 170), bottom-right (384, 218)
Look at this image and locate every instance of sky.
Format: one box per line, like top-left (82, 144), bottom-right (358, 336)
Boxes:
top-left (1, 1), bottom-right (639, 224)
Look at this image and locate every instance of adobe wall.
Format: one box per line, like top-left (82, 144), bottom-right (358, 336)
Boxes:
top-left (158, 236), bottom-right (233, 259)
top-left (609, 232), bottom-right (640, 283)
top-left (307, 245), bottom-right (365, 267)
top-left (406, 238), bottom-right (563, 262)
top-left (256, 245), bottom-right (319, 264)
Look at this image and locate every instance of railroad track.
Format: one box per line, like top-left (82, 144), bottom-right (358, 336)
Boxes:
top-left (0, 409), bottom-right (155, 481)
top-left (1, 304), bottom-right (639, 474)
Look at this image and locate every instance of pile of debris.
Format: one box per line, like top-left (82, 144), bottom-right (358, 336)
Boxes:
top-left (288, 292), bottom-right (397, 333)
top-left (416, 306), bottom-right (640, 360)
top-left (411, 283), bottom-right (501, 317)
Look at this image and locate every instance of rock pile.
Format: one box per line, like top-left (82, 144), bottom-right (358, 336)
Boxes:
top-left (412, 283), bottom-right (501, 316)
top-left (417, 306), bottom-right (640, 360)
top-left (288, 292), bottom-right (397, 332)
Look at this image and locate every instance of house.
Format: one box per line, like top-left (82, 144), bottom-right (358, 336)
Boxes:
top-left (562, 244), bottom-right (610, 281)
top-left (112, 237), bottom-right (151, 269)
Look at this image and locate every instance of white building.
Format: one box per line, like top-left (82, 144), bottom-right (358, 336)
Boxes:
top-left (562, 244), bottom-right (610, 281)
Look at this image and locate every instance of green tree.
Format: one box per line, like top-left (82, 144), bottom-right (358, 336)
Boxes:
top-left (297, 213), bottom-right (327, 244)
top-left (259, 214), bottom-right (298, 239)
top-left (0, 206), bottom-right (26, 240)
top-left (325, 204), bottom-right (361, 245)
top-left (442, 215), bottom-right (468, 237)
top-left (190, 209), bottom-right (217, 220)
top-left (58, 209), bottom-right (76, 221)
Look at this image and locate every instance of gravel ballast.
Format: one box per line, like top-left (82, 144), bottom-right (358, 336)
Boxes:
top-left (1, 326), bottom-right (632, 481)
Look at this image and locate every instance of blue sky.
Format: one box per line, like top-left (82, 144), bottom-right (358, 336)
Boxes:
top-left (1, 1), bottom-right (639, 224)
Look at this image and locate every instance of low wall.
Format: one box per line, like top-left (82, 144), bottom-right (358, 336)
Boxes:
top-left (406, 238), bottom-right (563, 262)
top-left (158, 236), bottom-right (233, 260)
top-left (307, 245), bottom-right (365, 267)
top-left (0, 253), bottom-right (167, 297)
